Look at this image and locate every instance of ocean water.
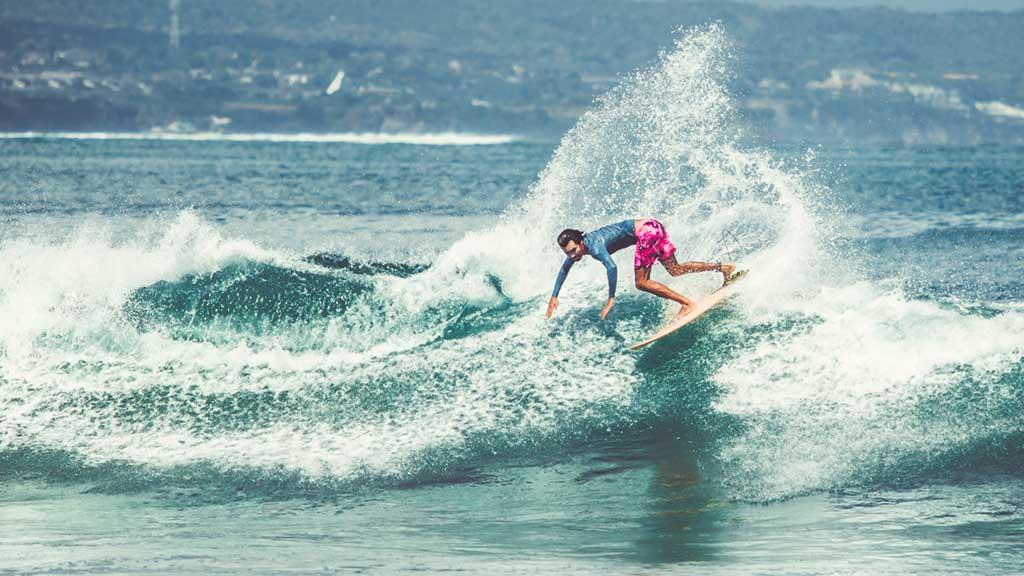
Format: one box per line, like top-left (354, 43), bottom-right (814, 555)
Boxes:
top-left (1, 27), bottom-right (1022, 574)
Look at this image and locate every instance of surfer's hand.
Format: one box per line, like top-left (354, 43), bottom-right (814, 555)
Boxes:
top-left (720, 262), bottom-right (736, 285)
top-left (546, 296), bottom-right (559, 318)
top-left (600, 297), bottom-right (615, 320)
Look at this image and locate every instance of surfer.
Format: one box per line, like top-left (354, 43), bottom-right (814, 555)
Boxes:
top-left (545, 218), bottom-right (736, 319)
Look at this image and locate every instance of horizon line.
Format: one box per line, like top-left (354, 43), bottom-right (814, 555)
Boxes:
top-left (0, 131), bottom-right (521, 146)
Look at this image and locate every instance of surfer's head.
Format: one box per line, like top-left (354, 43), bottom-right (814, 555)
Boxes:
top-left (557, 229), bottom-right (586, 261)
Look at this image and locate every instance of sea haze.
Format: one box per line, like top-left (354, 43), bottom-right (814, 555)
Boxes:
top-left (1, 1), bottom-right (1023, 144)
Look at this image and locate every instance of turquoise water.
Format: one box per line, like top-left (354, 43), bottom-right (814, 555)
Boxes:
top-left (2, 28), bottom-right (1023, 574)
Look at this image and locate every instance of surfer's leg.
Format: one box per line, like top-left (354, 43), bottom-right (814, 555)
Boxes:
top-left (635, 267), bottom-right (695, 315)
top-left (660, 254), bottom-right (735, 284)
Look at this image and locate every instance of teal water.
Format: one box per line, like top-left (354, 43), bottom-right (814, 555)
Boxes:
top-left (2, 28), bottom-right (1023, 574)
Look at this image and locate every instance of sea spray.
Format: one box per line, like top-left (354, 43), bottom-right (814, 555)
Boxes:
top-left (0, 24), bottom-right (823, 490)
top-left (713, 282), bottom-right (1024, 500)
top-left (1, 25), bottom-right (1020, 503)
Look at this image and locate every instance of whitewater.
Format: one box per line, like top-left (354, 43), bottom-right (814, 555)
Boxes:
top-left (1, 26), bottom-right (1022, 574)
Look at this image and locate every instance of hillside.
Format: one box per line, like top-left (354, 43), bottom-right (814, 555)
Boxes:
top-left (2, 1), bottom-right (1023, 143)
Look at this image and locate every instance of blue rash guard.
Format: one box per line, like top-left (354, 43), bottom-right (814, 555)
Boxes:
top-left (551, 219), bottom-right (637, 299)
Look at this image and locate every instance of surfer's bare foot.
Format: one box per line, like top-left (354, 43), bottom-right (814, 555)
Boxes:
top-left (720, 262), bottom-right (736, 285)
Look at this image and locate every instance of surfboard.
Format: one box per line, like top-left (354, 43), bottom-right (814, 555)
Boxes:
top-left (629, 270), bottom-right (747, 350)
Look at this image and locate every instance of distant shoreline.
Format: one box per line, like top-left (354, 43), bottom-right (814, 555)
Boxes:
top-left (0, 131), bottom-right (521, 146)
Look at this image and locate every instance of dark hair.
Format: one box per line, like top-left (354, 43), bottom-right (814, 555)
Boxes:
top-left (557, 229), bottom-right (584, 247)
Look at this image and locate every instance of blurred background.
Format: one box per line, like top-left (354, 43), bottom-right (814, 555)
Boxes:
top-left (2, 0), bottom-right (1023, 144)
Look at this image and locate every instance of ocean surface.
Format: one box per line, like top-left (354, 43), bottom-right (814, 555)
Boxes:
top-left (2, 28), bottom-right (1023, 574)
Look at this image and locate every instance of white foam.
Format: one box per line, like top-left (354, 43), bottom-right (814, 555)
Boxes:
top-left (714, 281), bottom-right (1024, 500)
top-left (0, 24), bottom-right (827, 483)
top-left (0, 131), bottom-right (519, 146)
top-left (3, 25), bottom-right (1020, 499)
top-left (0, 211), bottom-right (281, 359)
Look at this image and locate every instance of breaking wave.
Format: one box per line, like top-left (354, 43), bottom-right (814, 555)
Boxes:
top-left (1, 25), bottom-right (1021, 502)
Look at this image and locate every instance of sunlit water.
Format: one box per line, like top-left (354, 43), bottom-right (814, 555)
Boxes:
top-left (1, 27), bottom-right (1022, 574)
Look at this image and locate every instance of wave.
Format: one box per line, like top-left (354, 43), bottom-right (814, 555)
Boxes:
top-left (0, 131), bottom-right (520, 146)
top-left (122, 261), bottom-right (372, 339)
top-left (305, 253), bottom-right (429, 277)
top-left (1, 25), bottom-right (1022, 501)
top-left (713, 282), bottom-right (1024, 500)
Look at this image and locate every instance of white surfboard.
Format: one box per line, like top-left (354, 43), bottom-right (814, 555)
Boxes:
top-left (629, 270), bottom-right (747, 350)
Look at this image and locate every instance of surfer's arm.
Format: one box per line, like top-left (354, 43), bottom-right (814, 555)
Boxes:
top-left (551, 256), bottom-right (574, 298)
top-left (593, 248), bottom-right (617, 319)
top-left (593, 249), bottom-right (618, 299)
top-left (547, 257), bottom-right (574, 318)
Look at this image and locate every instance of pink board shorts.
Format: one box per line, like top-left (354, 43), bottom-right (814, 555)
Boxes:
top-left (634, 218), bottom-right (677, 269)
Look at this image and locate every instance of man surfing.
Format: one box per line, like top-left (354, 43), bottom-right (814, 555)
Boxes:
top-left (545, 218), bottom-right (737, 319)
